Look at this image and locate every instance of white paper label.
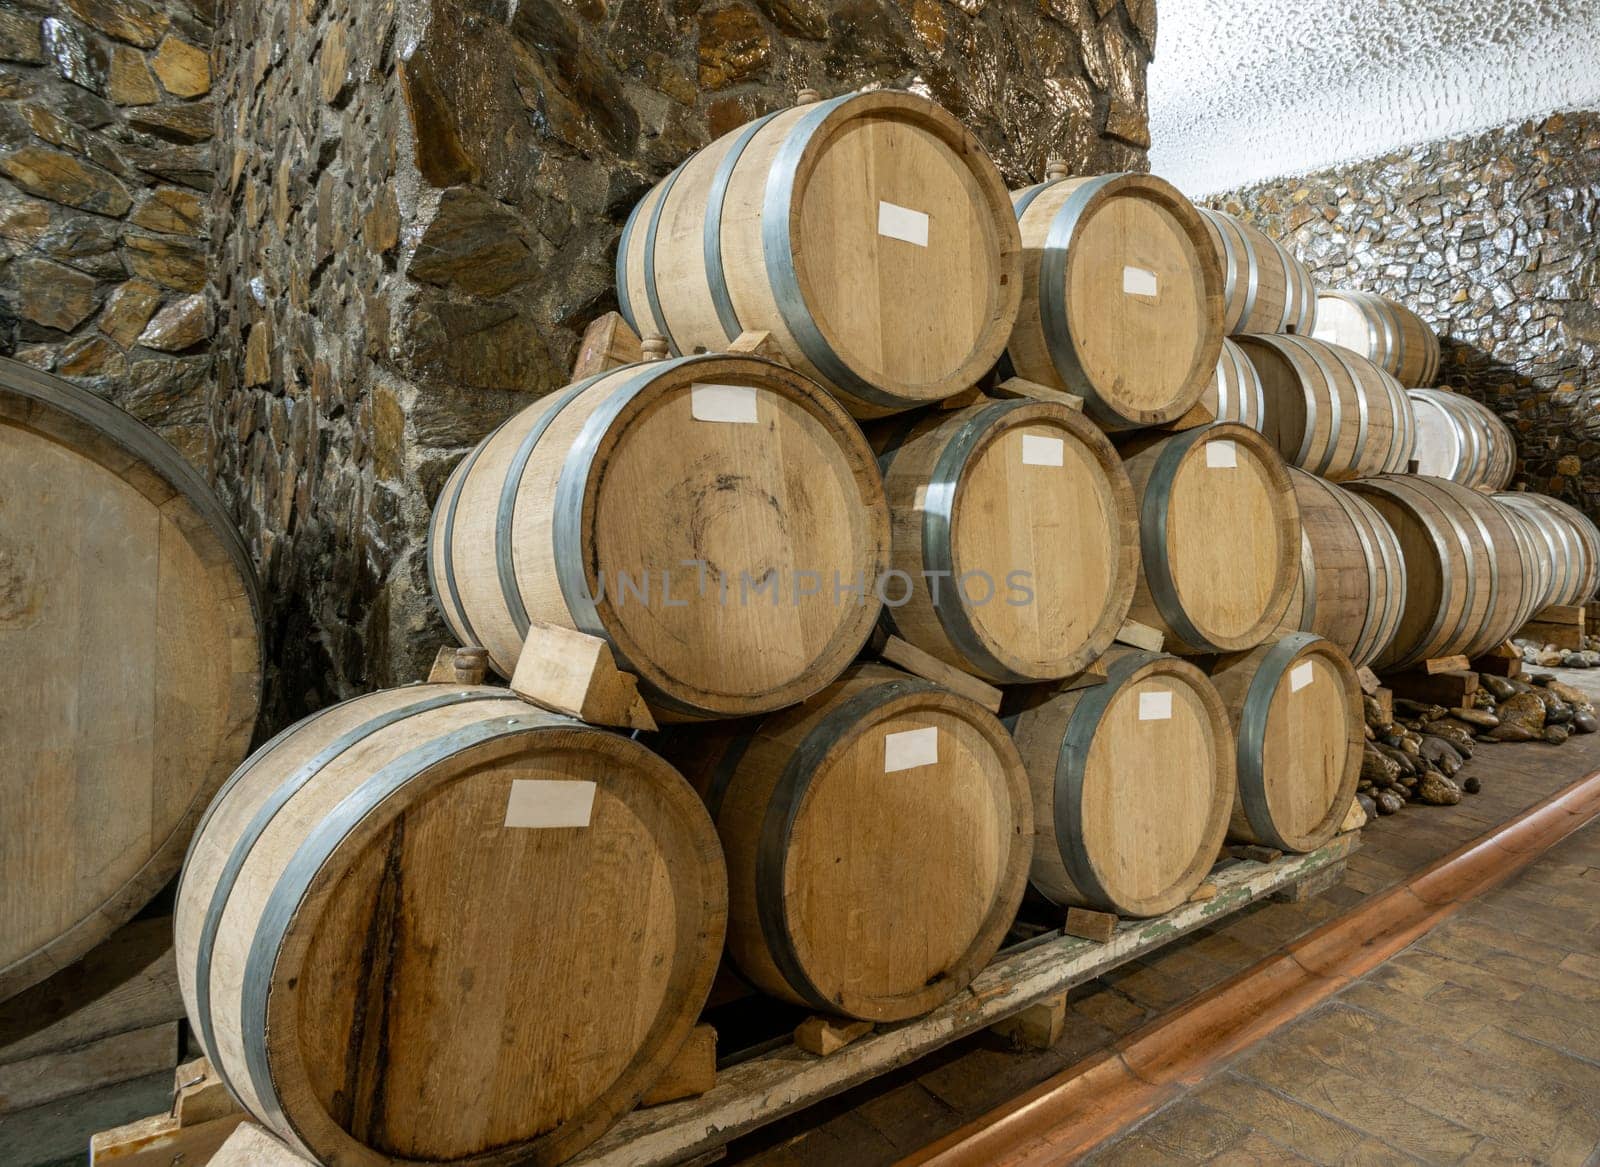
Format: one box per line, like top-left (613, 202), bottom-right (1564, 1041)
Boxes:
top-left (691, 383), bottom-right (759, 424)
top-left (1290, 661), bottom-right (1315, 692)
top-left (1123, 266), bottom-right (1159, 298)
top-left (878, 201), bottom-right (929, 247)
top-left (884, 726), bottom-right (939, 772)
top-left (1022, 434), bottom-right (1065, 467)
top-left (1206, 440), bottom-right (1238, 468)
top-left (504, 780), bottom-right (596, 829)
top-left (1138, 690), bottom-right (1172, 721)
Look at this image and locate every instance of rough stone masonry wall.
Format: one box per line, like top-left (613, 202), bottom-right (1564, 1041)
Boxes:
top-left (1210, 112), bottom-right (1600, 517)
top-left (0, 0), bottom-right (216, 465)
top-left (211, 0), bottom-right (1158, 725)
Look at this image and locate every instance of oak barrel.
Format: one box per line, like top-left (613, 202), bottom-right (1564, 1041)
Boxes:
top-left (1008, 170), bottom-right (1224, 430)
top-left (1347, 476), bottom-right (1541, 670)
top-left (1311, 288), bottom-right (1440, 387)
top-left (0, 357), bottom-right (262, 1003)
top-left (1494, 491), bottom-right (1600, 608)
top-left (668, 664), bottom-right (1031, 1021)
top-left (1237, 333), bottom-right (1416, 480)
top-left (1203, 337), bottom-right (1266, 430)
top-left (1409, 388), bottom-right (1516, 490)
top-left (1010, 649), bottom-right (1235, 916)
top-left (617, 89), bottom-right (1022, 418)
top-left (1198, 208), bottom-right (1316, 336)
top-left (175, 686), bottom-right (725, 1167)
top-left (1122, 423), bottom-right (1301, 654)
top-left (1275, 469), bottom-right (1407, 669)
top-left (1208, 634), bottom-right (1362, 853)
top-left (428, 353), bottom-right (889, 720)
top-left (873, 398), bottom-right (1138, 682)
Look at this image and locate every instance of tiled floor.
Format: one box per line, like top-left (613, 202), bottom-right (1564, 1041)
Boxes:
top-left (729, 669), bottom-right (1600, 1165)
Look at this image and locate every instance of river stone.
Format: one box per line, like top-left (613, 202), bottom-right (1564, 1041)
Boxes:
top-left (1375, 791), bottom-right (1404, 815)
top-left (1497, 691), bottom-right (1547, 734)
top-left (1480, 674), bottom-right (1516, 700)
top-left (1362, 746), bottom-right (1401, 785)
top-left (1418, 771), bottom-right (1462, 806)
top-left (1462, 775), bottom-right (1481, 794)
top-left (1573, 709), bottom-right (1598, 734)
top-left (1543, 725), bottom-right (1570, 745)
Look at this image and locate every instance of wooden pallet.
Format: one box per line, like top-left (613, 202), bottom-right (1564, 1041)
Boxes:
top-left (572, 833), bottom-right (1358, 1166)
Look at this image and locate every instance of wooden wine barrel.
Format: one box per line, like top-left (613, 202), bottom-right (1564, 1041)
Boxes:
top-left (1007, 169), bottom-right (1224, 430)
top-left (0, 358), bottom-right (261, 1003)
top-left (1347, 476), bottom-right (1540, 670)
top-left (873, 399), bottom-right (1138, 683)
top-left (1122, 423), bottom-right (1301, 654)
top-left (616, 89), bottom-right (1021, 418)
top-left (1311, 288), bottom-right (1440, 387)
top-left (667, 664), bottom-right (1030, 1021)
top-left (1409, 389), bottom-right (1516, 490)
top-left (1209, 634), bottom-right (1362, 853)
top-left (1203, 337), bottom-right (1266, 430)
top-left (175, 686), bottom-right (725, 1167)
top-left (428, 352), bottom-right (889, 720)
top-left (1237, 334), bottom-right (1416, 480)
top-left (1198, 208), bottom-right (1316, 336)
top-left (1010, 649), bottom-right (1235, 916)
top-left (1275, 469), bottom-right (1406, 669)
top-left (1495, 491), bottom-right (1600, 608)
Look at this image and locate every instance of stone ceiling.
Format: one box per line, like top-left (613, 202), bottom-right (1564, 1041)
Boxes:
top-left (1149, 0), bottom-right (1600, 195)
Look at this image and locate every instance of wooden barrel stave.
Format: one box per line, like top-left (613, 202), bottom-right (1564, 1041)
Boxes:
top-left (1198, 208), bottom-right (1314, 336)
top-left (1312, 289), bottom-right (1440, 387)
top-left (0, 357), bottom-right (262, 1003)
top-left (1208, 634), bottom-right (1363, 853)
top-left (1495, 491), bottom-right (1600, 608)
top-left (618, 90), bottom-right (1022, 417)
top-left (428, 354), bottom-right (890, 720)
top-left (1009, 173), bottom-right (1224, 430)
top-left (175, 687), bottom-right (726, 1167)
top-left (1203, 336), bottom-right (1266, 430)
top-left (1010, 649), bottom-right (1235, 916)
top-left (1409, 389), bottom-right (1515, 490)
top-left (872, 399), bottom-right (1138, 683)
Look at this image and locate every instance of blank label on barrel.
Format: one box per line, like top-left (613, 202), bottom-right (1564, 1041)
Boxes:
top-left (884, 726), bottom-right (938, 772)
top-left (504, 779), bottom-right (597, 829)
top-left (691, 383), bottom-right (759, 424)
top-left (1022, 434), bottom-right (1065, 467)
top-left (1138, 690), bottom-right (1173, 721)
top-left (1122, 266), bottom-right (1159, 298)
top-left (878, 201), bottom-right (930, 247)
top-left (1290, 662), bottom-right (1315, 692)
top-left (1206, 440), bottom-right (1238, 469)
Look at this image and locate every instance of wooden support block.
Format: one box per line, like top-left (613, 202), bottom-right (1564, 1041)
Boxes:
top-left (1519, 606), bottom-right (1585, 651)
top-left (1158, 398), bottom-right (1216, 431)
top-left (427, 644), bottom-right (488, 685)
top-left (1064, 907), bottom-right (1118, 943)
top-left (1532, 603), bottom-right (1585, 625)
top-left (1228, 844), bottom-right (1284, 864)
top-left (1372, 686), bottom-right (1393, 724)
top-left (1471, 641), bottom-right (1523, 678)
top-left (1423, 654), bottom-right (1471, 675)
top-left (989, 993), bottom-right (1067, 1051)
top-left (1270, 860), bottom-right (1347, 904)
top-left (1385, 668), bottom-right (1476, 707)
top-left (1355, 666), bottom-right (1381, 696)
top-left (0, 1021), bottom-right (178, 1114)
top-left (877, 635), bottom-right (1003, 712)
top-left (572, 311), bottom-right (642, 378)
top-left (725, 329), bottom-right (789, 366)
top-left (640, 1025), bottom-right (717, 1107)
top-left (203, 1124), bottom-right (311, 1167)
top-left (1188, 882), bottom-right (1218, 903)
top-left (1053, 656), bottom-right (1111, 693)
top-left (173, 1057), bottom-right (241, 1127)
top-left (1339, 797), bottom-right (1368, 834)
top-left (90, 1112), bottom-right (249, 1167)
top-left (990, 376), bottom-right (1084, 411)
top-left (1114, 618), bottom-right (1164, 653)
top-left (793, 1017), bottom-right (872, 1057)
top-left (509, 620), bottom-right (657, 731)
top-left (935, 385), bottom-right (986, 410)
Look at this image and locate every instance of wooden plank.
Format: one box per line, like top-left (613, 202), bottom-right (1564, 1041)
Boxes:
top-left (0, 1023), bottom-right (178, 1114)
top-left (1114, 619), bottom-right (1164, 653)
top-left (205, 1123), bottom-right (311, 1166)
top-left (1529, 604), bottom-right (1584, 626)
top-left (570, 834), bottom-right (1359, 1166)
top-left (90, 1112), bottom-right (247, 1167)
top-left (877, 635), bottom-right (1003, 712)
top-left (1385, 668), bottom-right (1476, 707)
top-left (1519, 613), bottom-right (1583, 651)
top-left (989, 376), bottom-right (1084, 411)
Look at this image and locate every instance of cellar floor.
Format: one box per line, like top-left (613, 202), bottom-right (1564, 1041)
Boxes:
top-left (727, 668), bottom-right (1600, 1166)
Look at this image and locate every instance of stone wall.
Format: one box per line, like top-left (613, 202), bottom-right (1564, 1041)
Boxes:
top-left (1210, 112), bottom-right (1600, 516)
top-left (210, 0), bottom-right (1158, 724)
top-left (0, 0), bottom-right (216, 464)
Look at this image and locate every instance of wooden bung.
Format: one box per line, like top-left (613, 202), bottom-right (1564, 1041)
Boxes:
top-left (1409, 388), bottom-right (1516, 490)
top-left (1009, 648), bottom-right (1236, 917)
top-left (427, 352), bottom-right (888, 720)
top-left (1007, 172), bottom-right (1224, 431)
top-left (1120, 423), bottom-right (1301, 654)
top-left (173, 686), bottom-right (726, 1167)
top-left (1274, 468), bottom-right (1407, 670)
top-left (871, 398), bottom-right (1138, 683)
top-left (1236, 334), bottom-right (1416, 481)
top-left (1208, 634), bottom-right (1363, 854)
top-left (1197, 207), bottom-right (1317, 336)
top-left (0, 357), bottom-right (262, 1004)
top-left (1311, 287), bottom-right (1441, 387)
top-left (1348, 475), bottom-right (1542, 672)
top-left (663, 663), bottom-right (1032, 1022)
top-left (617, 89), bottom-right (1022, 418)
